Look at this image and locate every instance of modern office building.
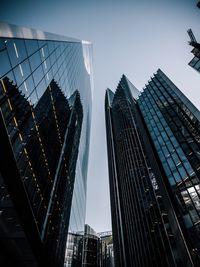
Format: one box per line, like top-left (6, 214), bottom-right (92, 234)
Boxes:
top-left (64, 225), bottom-right (114, 267)
top-left (98, 231), bottom-right (114, 267)
top-left (82, 225), bottom-right (99, 267)
top-left (105, 70), bottom-right (200, 267)
top-left (64, 232), bottom-right (83, 267)
top-left (0, 22), bottom-right (93, 267)
top-left (187, 29), bottom-right (200, 73)
top-left (81, 226), bottom-right (114, 267)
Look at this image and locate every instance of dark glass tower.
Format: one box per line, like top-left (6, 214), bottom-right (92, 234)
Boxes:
top-left (187, 29), bottom-right (200, 73)
top-left (105, 71), bottom-right (200, 267)
top-left (138, 69), bottom-right (200, 266)
top-left (98, 232), bottom-right (114, 267)
top-left (63, 226), bottom-right (114, 267)
top-left (0, 22), bottom-right (93, 267)
top-left (82, 226), bottom-right (114, 267)
top-left (82, 225), bottom-right (99, 267)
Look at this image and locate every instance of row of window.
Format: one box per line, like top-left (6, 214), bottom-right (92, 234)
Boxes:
top-left (138, 73), bottom-right (200, 230)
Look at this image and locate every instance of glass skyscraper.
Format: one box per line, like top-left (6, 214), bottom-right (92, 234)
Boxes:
top-left (187, 29), bottom-right (200, 73)
top-left (105, 70), bottom-right (200, 267)
top-left (82, 226), bottom-right (114, 267)
top-left (0, 22), bottom-right (93, 267)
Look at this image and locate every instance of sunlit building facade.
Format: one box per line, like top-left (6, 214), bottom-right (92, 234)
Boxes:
top-left (0, 22), bottom-right (93, 267)
top-left (105, 71), bottom-right (200, 267)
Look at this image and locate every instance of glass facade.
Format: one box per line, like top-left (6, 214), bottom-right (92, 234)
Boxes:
top-left (105, 75), bottom-right (180, 267)
top-left (138, 69), bottom-right (200, 266)
top-left (188, 54), bottom-right (200, 73)
top-left (187, 29), bottom-right (200, 73)
top-left (82, 224), bottom-right (99, 267)
top-left (98, 232), bottom-right (114, 267)
top-left (0, 22), bottom-right (93, 267)
top-left (64, 227), bottom-right (114, 267)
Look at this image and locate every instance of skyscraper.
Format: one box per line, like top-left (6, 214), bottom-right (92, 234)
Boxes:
top-left (187, 29), bottom-right (200, 73)
top-left (0, 22), bottom-right (93, 267)
top-left (64, 225), bottom-right (114, 267)
top-left (105, 70), bottom-right (200, 267)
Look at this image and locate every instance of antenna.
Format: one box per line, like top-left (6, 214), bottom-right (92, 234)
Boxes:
top-left (187, 29), bottom-right (197, 44)
top-left (187, 29), bottom-right (200, 50)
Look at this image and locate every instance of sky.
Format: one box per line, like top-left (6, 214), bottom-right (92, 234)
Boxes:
top-left (0, 0), bottom-right (200, 232)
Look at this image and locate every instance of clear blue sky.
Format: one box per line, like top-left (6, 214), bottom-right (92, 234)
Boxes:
top-left (0, 0), bottom-right (200, 232)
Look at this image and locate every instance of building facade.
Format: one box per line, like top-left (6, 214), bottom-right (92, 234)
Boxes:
top-left (0, 22), bottom-right (93, 267)
top-left (138, 69), bottom-right (200, 266)
top-left (98, 232), bottom-right (114, 267)
top-left (82, 225), bottom-right (99, 267)
top-left (105, 71), bottom-right (200, 267)
top-left (81, 226), bottom-right (114, 267)
top-left (64, 225), bottom-right (114, 267)
top-left (187, 29), bottom-right (200, 73)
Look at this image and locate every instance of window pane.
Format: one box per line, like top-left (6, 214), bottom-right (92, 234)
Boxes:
top-left (0, 50), bottom-right (11, 77)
